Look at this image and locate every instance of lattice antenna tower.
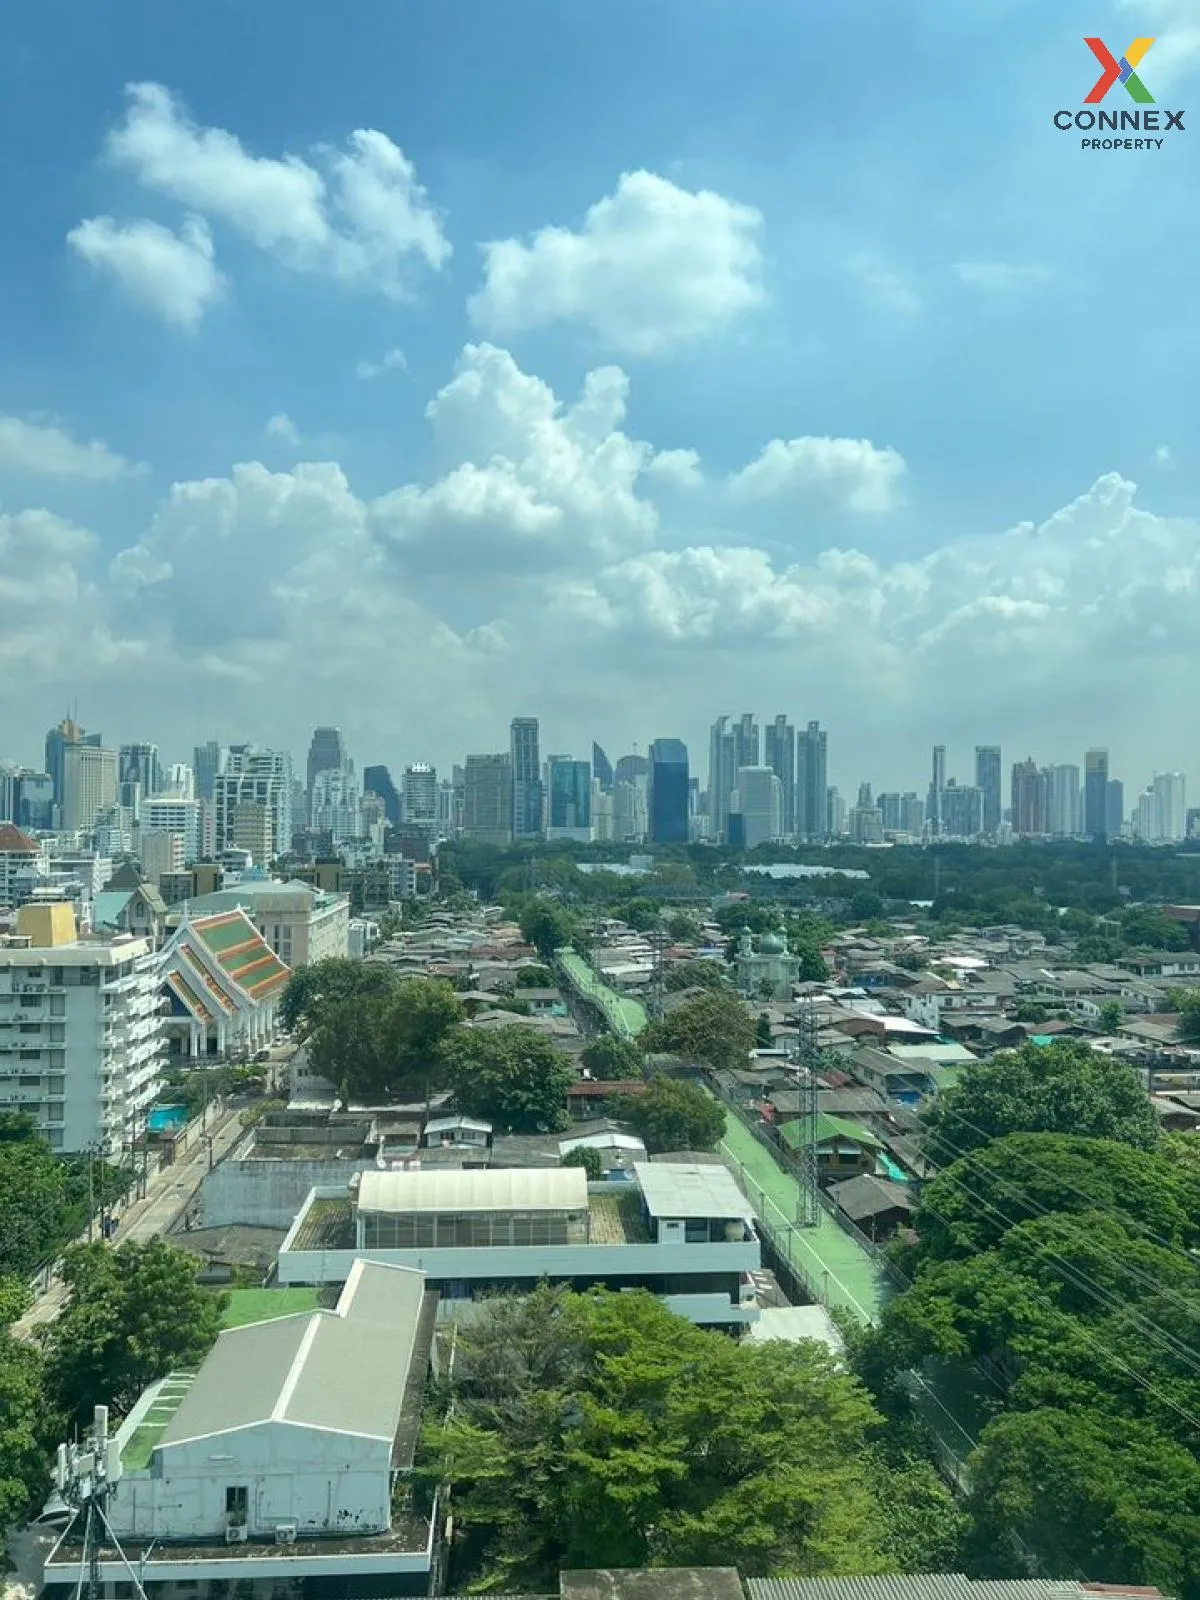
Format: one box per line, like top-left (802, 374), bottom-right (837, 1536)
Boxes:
top-left (54, 1405), bottom-right (148, 1600)
top-left (792, 999), bottom-right (821, 1227)
top-left (647, 928), bottom-right (666, 1021)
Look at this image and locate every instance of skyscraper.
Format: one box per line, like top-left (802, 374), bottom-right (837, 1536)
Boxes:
top-left (1011, 758), bottom-right (1048, 837)
top-left (1106, 778), bottom-right (1125, 839)
top-left (1047, 765), bottom-right (1081, 837)
top-left (44, 716), bottom-right (83, 812)
top-left (1084, 749), bottom-right (1109, 838)
top-left (927, 745), bottom-right (947, 834)
top-left (974, 746), bottom-right (1002, 834)
top-left (306, 727), bottom-right (347, 821)
top-left (765, 716), bottom-right (796, 835)
top-left (403, 763), bottom-right (439, 825)
top-left (614, 753), bottom-right (649, 786)
top-left (215, 745), bottom-right (293, 857)
top-left (61, 742), bottom-right (118, 833)
top-left (795, 722), bottom-right (828, 840)
top-left (363, 765), bottom-right (401, 827)
top-left (707, 716), bottom-right (736, 841)
top-left (547, 757), bottom-right (592, 840)
top-left (193, 740), bottom-right (224, 802)
top-left (464, 754), bottom-right (513, 845)
top-left (592, 742), bottom-right (614, 793)
top-left (510, 717), bottom-right (542, 838)
top-left (648, 739), bottom-right (689, 844)
top-left (730, 767), bottom-right (782, 850)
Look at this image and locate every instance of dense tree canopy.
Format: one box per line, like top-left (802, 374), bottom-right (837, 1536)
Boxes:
top-left (561, 1145), bottom-right (602, 1181)
top-left (518, 899), bottom-right (577, 960)
top-left (422, 1286), bottom-right (959, 1589)
top-left (664, 959), bottom-right (728, 993)
top-left (614, 1076), bottom-right (726, 1154)
top-left (641, 988), bottom-right (756, 1075)
top-left (42, 1240), bottom-right (225, 1423)
top-left (307, 977), bottom-right (463, 1103)
top-left (278, 956), bottom-right (397, 1036)
top-left (579, 1034), bottom-right (646, 1081)
top-left (922, 1039), bottom-right (1159, 1166)
top-left (0, 1277), bottom-right (46, 1562)
top-left (443, 1027), bottom-right (575, 1132)
top-left (0, 1114), bottom-right (125, 1279)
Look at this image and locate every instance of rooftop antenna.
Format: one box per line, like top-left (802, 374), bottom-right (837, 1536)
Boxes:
top-left (54, 1405), bottom-right (149, 1600)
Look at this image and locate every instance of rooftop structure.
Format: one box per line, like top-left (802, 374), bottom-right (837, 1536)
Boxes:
top-left (160, 908), bottom-right (290, 1060)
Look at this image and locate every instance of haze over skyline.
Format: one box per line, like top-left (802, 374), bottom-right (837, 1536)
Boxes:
top-left (1, 0), bottom-right (1197, 790)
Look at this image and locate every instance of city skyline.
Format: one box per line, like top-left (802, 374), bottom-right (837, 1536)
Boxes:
top-left (0, 4), bottom-right (1197, 788)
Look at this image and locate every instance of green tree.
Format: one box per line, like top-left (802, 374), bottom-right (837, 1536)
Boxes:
top-left (1119, 906), bottom-right (1192, 951)
top-left (714, 901), bottom-right (780, 937)
top-left (1177, 991), bottom-right (1200, 1045)
top-left (755, 1011), bottom-right (774, 1047)
top-left (794, 940), bottom-right (829, 981)
top-left (515, 964), bottom-right (556, 987)
top-left (664, 911), bottom-right (703, 943)
top-left (278, 956), bottom-right (396, 1036)
top-left (620, 897), bottom-right (661, 932)
top-left (518, 899), bottom-right (576, 960)
top-left (614, 1076), bottom-right (726, 1153)
top-left (1098, 999), bottom-right (1125, 1034)
top-left (641, 987), bottom-right (755, 1074)
top-left (664, 959), bottom-right (727, 993)
top-left (444, 1028), bottom-right (575, 1132)
top-left (922, 1039), bottom-right (1159, 1166)
top-left (561, 1145), bottom-right (602, 1181)
top-left (307, 978), bottom-right (462, 1103)
top-left (43, 1240), bottom-right (225, 1423)
top-left (0, 1115), bottom-right (72, 1278)
top-left (422, 1285), bottom-right (894, 1589)
top-left (579, 1034), bottom-right (645, 1081)
top-left (0, 1277), bottom-right (48, 1563)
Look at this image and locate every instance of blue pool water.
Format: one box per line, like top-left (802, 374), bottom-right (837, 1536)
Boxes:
top-left (147, 1105), bottom-right (188, 1133)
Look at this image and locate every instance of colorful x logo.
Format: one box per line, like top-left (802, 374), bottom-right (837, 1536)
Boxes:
top-left (1083, 37), bottom-right (1155, 103)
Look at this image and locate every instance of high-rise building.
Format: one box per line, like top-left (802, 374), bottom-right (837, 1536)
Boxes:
top-left (648, 739), bottom-right (689, 844)
top-left (547, 758), bottom-right (592, 840)
top-left (1011, 759), bottom-right (1048, 837)
top-left (941, 781), bottom-right (984, 838)
top-left (163, 763), bottom-right (195, 799)
top-left (0, 904), bottom-right (163, 1157)
top-left (849, 804), bottom-right (884, 844)
top-left (877, 792), bottom-right (902, 831)
top-left (795, 722), bottom-right (828, 839)
top-left (614, 753), bottom-right (649, 786)
top-left (592, 742), bottom-right (614, 793)
top-left (306, 727), bottom-right (347, 821)
top-left (901, 793), bottom-right (925, 835)
top-left (229, 803), bottom-right (274, 864)
top-left (44, 716), bottom-right (85, 814)
top-left (311, 767), bottom-right (362, 844)
top-left (1046, 765), bottom-right (1082, 837)
top-left (363, 766), bottom-right (401, 828)
top-left (707, 717), bottom-right (735, 842)
top-left (14, 773), bottom-right (54, 832)
top-left (140, 797), bottom-right (203, 863)
top-left (764, 716), bottom-right (796, 835)
top-left (730, 766), bottom-right (782, 850)
top-left (1106, 778), bottom-right (1124, 839)
top-left (826, 786), bottom-right (846, 837)
top-left (215, 746), bottom-right (292, 857)
top-left (510, 718), bottom-right (542, 839)
top-left (399, 763), bottom-right (437, 826)
top-left (463, 754), bottom-right (513, 845)
top-left (974, 746), bottom-right (1002, 834)
top-left (193, 741), bottom-right (224, 802)
top-left (1152, 772), bottom-right (1188, 842)
top-left (1084, 749), bottom-right (1110, 838)
top-left (119, 743), bottom-right (161, 800)
top-left (927, 745), bottom-right (947, 834)
top-left (61, 742), bottom-right (118, 833)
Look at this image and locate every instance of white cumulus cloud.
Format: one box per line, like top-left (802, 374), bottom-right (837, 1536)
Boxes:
top-left (265, 413), bottom-right (301, 446)
top-left (469, 170), bottom-right (763, 356)
top-left (0, 416), bottom-right (142, 480)
top-left (356, 347), bottom-right (408, 380)
top-left (101, 82), bottom-right (449, 297)
top-left (728, 435), bottom-right (906, 514)
top-left (67, 214), bottom-right (224, 329)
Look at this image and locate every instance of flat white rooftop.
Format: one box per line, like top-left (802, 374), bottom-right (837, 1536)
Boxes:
top-left (633, 1161), bottom-right (754, 1221)
top-left (356, 1166), bottom-right (587, 1215)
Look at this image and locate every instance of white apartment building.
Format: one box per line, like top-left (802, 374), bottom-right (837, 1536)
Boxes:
top-left (0, 823), bottom-right (45, 910)
top-left (138, 830), bottom-right (185, 884)
top-left (279, 1163), bottom-right (761, 1327)
top-left (141, 797), bottom-right (203, 862)
top-left (0, 904), bottom-right (164, 1156)
top-left (311, 767), bottom-right (362, 843)
top-left (213, 747), bottom-right (292, 857)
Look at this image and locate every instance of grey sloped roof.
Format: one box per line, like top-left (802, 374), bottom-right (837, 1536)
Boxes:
top-left (746, 1581), bottom-right (1096, 1600)
top-left (161, 1260), bottom-right (428, 1448)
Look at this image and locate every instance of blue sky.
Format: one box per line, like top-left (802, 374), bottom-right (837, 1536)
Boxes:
top-left (0, 0), bottom-right (1197, 800)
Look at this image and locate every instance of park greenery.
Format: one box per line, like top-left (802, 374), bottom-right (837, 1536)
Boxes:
top-left (421, 1284), bottom-right (965, 1590)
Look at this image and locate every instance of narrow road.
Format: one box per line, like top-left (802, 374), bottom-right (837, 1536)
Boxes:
top-left (11, 1105), bottom-right (246, 1342)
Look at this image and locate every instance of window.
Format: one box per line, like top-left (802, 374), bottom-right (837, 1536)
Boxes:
top-left (225, 1486), bottom-right (248, 1522)
top-left (18, 1050), bottom-right (39, 1061)
top-left (18, 1075), bottom-right (41, 1087)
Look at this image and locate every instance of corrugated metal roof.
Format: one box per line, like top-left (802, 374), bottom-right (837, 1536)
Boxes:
top-left (160, 1261), bottom-right (427, 1448)
top-left (747, 1582), bottom-right (1091, 1600)
top-left (357, 1165), bottom-right (588, 1215)
top-left (633, 1161), bottom-right (753, 1220)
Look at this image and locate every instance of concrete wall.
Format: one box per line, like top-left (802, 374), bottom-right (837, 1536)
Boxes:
top-left (201, 1157), bottom-right (373, 1229)
top-left (109, 1420), bottom-right (389, 1541)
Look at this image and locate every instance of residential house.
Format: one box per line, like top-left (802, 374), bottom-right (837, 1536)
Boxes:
top-left (827, 1173), bottom-right (915, 1241)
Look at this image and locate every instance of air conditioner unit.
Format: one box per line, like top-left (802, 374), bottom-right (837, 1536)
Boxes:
top-left (224, 1525), bottom-right (248, 1544)
top-left (274, 1522), bottom-right (297, 1545)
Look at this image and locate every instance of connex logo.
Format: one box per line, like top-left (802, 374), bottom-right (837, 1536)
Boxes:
top-left (1053, 35), bottom-right (1185, 149)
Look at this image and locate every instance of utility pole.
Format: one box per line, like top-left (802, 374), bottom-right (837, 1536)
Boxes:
top-left (87, 1145), bottom-right (96, 1244)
